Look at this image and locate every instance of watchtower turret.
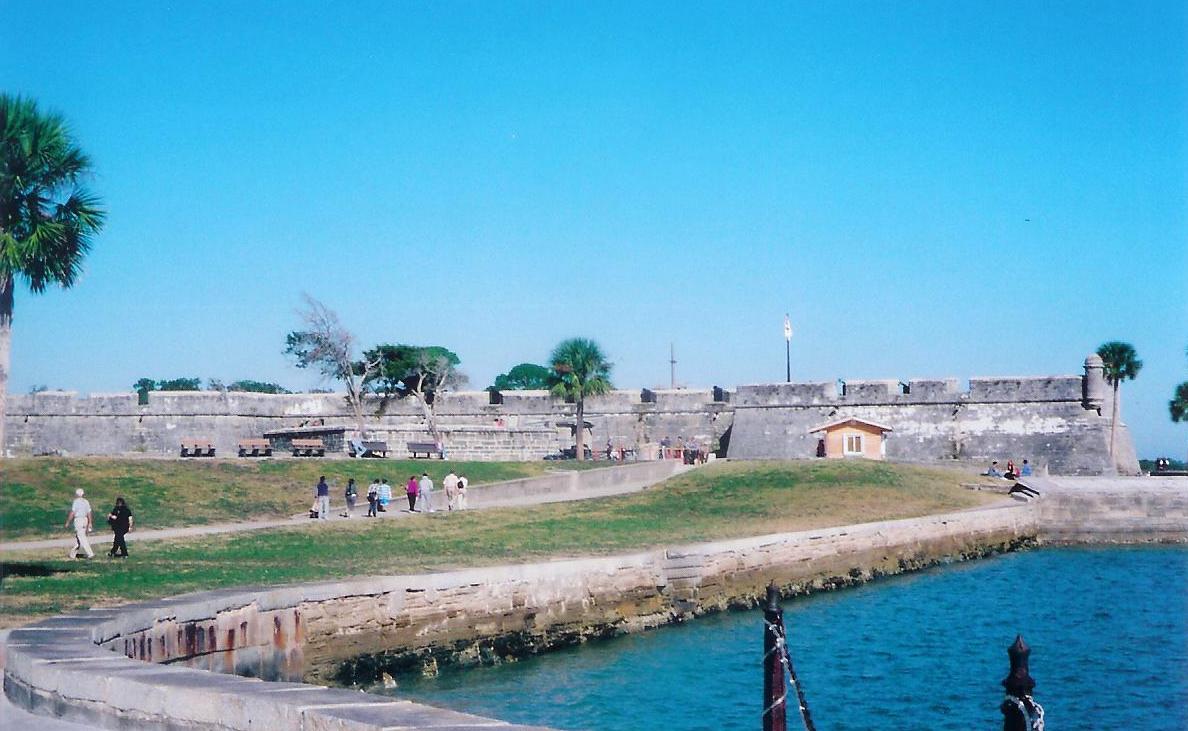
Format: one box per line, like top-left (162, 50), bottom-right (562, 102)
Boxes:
top-left (1082, 353), bottom-right (1105, 411)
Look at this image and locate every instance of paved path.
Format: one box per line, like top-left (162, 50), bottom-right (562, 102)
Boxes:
top-left (1, 465), bottom-right (696, 554)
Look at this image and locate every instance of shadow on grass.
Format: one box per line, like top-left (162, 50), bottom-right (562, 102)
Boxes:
top-left (0, 561), bottom-right (74, 587)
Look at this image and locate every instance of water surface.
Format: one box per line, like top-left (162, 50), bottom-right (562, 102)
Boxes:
top-left (376, 547), bottom-right (1188, 730)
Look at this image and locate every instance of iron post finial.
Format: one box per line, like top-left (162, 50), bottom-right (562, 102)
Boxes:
top-left (766, 583), bottom-right (781, 612)
top-left (1002, 634), bottom-right (1036, 697)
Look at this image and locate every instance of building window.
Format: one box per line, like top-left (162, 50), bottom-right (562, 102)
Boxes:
top-left (844, 433), bottom-right (863, 455)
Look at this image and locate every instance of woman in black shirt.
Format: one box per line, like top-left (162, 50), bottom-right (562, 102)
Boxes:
top-left (107, 496), bottom-right (133, 558)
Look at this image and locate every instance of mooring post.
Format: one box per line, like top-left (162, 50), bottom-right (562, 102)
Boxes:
top-left (1000, 634), bottom-right (1044, 731)
top-left (762, 583), bottom-right (787, 731)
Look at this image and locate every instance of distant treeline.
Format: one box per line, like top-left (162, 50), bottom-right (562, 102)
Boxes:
top-left (134, 378), bottom-right (293, 404)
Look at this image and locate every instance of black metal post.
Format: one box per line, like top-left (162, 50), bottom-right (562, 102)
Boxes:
top-left (1000, 635), bottom-right (1044, 731)
top-left (763, 584), bottom-right (787, 731)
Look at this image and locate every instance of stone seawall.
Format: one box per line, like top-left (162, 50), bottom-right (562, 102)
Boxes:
top-left (7, 480), bottom-right (1184, 730)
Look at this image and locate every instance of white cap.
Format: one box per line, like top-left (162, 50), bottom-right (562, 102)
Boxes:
top-left (75, 488), bottom-right (85, 497)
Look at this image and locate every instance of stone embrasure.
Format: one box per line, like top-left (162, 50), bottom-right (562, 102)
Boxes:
top-left (5, 480), bottom-right (1184, 730)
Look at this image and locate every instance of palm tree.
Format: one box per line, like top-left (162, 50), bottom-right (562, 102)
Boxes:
top-left (548, 338), bottom-right (613, 462)
top-left (1172, 346), bottom-right (1188, 424)
top-left (1, 95), bottom-right (105, 455)
top-left (1171, 382), bottom-right (1188, 423)
top-left (1096, 341), bottom-right (1142, 467)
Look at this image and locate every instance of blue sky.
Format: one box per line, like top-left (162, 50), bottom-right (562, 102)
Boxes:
top-left (3, 1), bottom-right (1185, 456)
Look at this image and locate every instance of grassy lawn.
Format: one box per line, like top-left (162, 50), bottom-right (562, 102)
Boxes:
top-left (0, 460), bottom-right (1000, 627)
top-left (0, 457), bottom-right (596, 540)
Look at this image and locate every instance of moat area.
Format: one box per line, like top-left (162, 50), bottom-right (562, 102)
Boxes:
top-left (376, 546), bottom-right (1187, 731)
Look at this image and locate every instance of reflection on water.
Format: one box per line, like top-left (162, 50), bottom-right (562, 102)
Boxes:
top-left (374, 547), bottom-right (1188, 731)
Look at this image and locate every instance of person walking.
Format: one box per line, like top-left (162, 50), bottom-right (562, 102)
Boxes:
top-left (443, 470), bottom-right (459, 511)
top-left (106, 496), bottom-right (134, 558)
top-left (366, 478), bottom-right (379, 517)
top-left (378, 479), bottom-right (392, 512)
top-left (456, 474), bottom-right (469, 510)
top-left (418, 472), bottom-right (435, 513)
top-left (315, 476), bottom-right (330, 520)
top-left (406, 475), bottom-right (419, 512)
top-left (343, 478), bottom-right (358, 518)
top-left (65, 488), bottom-right (95, 559)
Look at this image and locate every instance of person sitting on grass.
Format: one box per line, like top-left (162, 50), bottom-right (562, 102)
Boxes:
top-left (985, 461), bottom-right (1004, 478)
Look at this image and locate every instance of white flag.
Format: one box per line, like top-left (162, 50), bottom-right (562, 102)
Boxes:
top-left (783, 314), bottom-right (793, 341)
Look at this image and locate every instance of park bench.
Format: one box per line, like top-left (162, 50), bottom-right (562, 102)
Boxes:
top-left (407, 441), bottom-right (443, 459)
top-left (180, 439), bottom-right (215, 458)
top-left (237, 438), bottom-right (272, 457)
top-left (349, 440), bottom-right (389, 458)
top-left (291, 438), bottom-right (325, 457)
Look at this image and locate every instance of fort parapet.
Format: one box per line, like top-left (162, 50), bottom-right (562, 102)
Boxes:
top-left (3, 355), bottom-right (1137, 474)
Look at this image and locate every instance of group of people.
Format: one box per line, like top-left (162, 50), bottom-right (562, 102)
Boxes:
top-left (311, 471), bottom-right (470, 520)
top-left (64, 488), bottom-right (134, 559)
top-left (985, 459), bottom-right (1033, 480)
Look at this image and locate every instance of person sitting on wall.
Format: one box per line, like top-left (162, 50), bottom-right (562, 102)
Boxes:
top-left (985, 461), bottom-right (1004, 478)
top-left (1020, 459), bottom-right (1033, 477)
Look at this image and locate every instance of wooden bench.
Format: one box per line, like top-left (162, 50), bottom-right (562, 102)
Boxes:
top-left (237, 438), bottom-right (272, 457)
top-left (291, 438), bottom-right (325, 457)
top-left (349, 440), bottom-right (389, 458)
top-left (407, 441), bottom-right (443, 459)
top-left (180, 439), bottom-right (215, 458)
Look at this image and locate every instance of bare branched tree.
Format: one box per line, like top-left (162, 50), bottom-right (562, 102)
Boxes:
top-left (284, 294), bottom-right (380, 437)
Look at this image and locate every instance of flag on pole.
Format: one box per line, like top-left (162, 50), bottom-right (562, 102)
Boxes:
top-left (783, 314), bottom-right (793, 341)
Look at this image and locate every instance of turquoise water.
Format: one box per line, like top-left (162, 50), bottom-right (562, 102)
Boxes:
top-left (378, 547), bottom-right (1188, 730)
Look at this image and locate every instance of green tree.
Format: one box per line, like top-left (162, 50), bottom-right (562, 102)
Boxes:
top-left (133, 378), bottom-right (156, 405)
top-left (547, 338), bottom-right (613, 461)
top-left (491, 363), bottom-right (551, 391)
top-left (157, 377), bottom-right (201, 392)
top-left (1, 95), bottom-right (105, 454)
top-left (1171, 346), bottom-right (1188, 423)
top-left (1096, 341), bottom-right (1143, 467)
top-left (226, 379), bottom-right (290, 394)
top-left (363, 344), bottom-right (465, 441)
top-left (1170, 383), bottom-right (1188, 423)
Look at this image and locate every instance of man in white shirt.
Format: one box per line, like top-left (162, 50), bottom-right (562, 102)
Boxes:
top-left (456, 474), bottom-right (469, 510)
top-left (443, 471), bottom-right (459, 510)
top-left (418, 473), bottom-right (435, 513)
top-left (64, 488), bottom-right (95, 559)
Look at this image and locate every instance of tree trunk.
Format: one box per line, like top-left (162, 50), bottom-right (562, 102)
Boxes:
top-left (0, 273), bottom-right (11, 458)
top-left (345, 377), bottom-right (367, 439)
top-left (416, 392), bottom-right (440, 443)
top-left (575, 399), bottom-right (586, 461)
top-left (1109, 381), bottom-right (1120, 472)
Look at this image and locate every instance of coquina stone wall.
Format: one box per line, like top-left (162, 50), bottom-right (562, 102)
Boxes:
top-left (6, 482), bottom-right (1185, 730)
top-left (2, 387), bottom-right (732, 462)
top-left (3, 356), bottom-right (1136, 474)
top-left (727, 356), bottom-right (1138, 475)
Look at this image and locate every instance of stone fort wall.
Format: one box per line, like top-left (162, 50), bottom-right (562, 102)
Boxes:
top-left (3, 356), bottom-right (1136, 474)
top-left (727, 356), bottom-right (1138, 475)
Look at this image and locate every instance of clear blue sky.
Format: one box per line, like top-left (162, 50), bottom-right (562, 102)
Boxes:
top-left (3, 1), bottom-right (1185, 457)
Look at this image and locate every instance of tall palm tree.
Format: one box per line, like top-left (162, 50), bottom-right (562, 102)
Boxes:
top-left (1, 95), bottom-right (105, 455)
top-left (548, 338), bottom-right (613, 462)
top-left (1096, 341), bottom-right (1142, 468)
